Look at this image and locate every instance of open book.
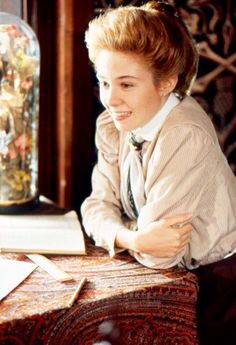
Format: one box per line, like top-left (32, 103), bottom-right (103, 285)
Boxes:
top-left (0, 211), bottom-right (86, 255)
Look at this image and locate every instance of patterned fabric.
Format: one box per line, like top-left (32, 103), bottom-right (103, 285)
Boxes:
top-left (0, 239), bottom-right (198, 345)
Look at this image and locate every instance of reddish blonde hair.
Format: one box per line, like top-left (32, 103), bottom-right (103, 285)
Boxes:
top-left (85, 1), bottom-right (199, 97)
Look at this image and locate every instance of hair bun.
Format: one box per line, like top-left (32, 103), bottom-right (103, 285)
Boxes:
top-left (145, 1), bottom-right (180, 19)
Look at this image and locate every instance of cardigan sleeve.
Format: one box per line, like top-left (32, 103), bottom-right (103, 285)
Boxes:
top-left (80, 111), bottom-right (131, 256)
top-left (133, 123), bottom-right (221, 269)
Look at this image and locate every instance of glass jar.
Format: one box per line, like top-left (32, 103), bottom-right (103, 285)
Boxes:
top-left (0, 13), bottom-right (40, 213)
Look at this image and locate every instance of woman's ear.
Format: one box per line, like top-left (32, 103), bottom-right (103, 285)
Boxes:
top-left (160, 75), bottom-right (178, 96)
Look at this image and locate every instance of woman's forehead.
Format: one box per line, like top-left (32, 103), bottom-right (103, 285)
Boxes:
top-left (95, 50), bottom-right (151, 79)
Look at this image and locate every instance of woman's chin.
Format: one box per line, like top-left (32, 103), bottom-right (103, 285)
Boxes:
top-left (113, 120), bottom-right (136, 132)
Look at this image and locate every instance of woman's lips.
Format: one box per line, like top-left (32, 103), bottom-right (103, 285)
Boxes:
top-left (111, 111), bottom-right (132, 121)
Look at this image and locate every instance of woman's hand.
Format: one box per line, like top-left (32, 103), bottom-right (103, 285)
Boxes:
top-left (132, 213), bottom-right (193, 257)
top-left (115, 213), bottom-right (193, 258)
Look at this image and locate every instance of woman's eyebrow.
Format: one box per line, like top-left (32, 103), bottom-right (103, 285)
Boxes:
top-left (96, 74), bottom-right (140, 80)
top-left (117, 75), bottom-right (140, 80)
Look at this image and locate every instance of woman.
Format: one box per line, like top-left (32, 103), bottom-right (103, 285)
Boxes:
top-left (81, 2), bottom-right (236, 344)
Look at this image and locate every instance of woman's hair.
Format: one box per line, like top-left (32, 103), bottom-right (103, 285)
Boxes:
top-left (85, 1), bottom-right (199, 97)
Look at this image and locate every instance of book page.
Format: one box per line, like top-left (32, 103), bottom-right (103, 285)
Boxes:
top-left (0, 259), bottom-right (37, 301)
top-left (0, 211), bottom-right (86, 255)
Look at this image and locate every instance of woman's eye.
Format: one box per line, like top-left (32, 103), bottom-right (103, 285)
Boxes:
top-left (98, 81), bottom-right (109, 88)
top-left (121, 83), bottom-right (133, 89)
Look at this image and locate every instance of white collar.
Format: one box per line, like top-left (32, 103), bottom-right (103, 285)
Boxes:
top-left (132, 93), bottom-right (180, 142)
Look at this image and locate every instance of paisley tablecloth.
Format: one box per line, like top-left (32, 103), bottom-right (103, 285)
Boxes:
top-left (0, 237), bottom-right (199, 345)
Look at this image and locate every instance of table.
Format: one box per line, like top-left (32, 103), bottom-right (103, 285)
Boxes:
top-left (0, 199), bottom-right (199, 344)
top-left (0, 238), bottom-right (199, 345)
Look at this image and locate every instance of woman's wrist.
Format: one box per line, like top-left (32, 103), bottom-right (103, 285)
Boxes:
top-left (115, 228), bottom-right (138, 252)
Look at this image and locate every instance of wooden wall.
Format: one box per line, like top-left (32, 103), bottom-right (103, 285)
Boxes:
top-left (26, 1), bottom-right (95, 209)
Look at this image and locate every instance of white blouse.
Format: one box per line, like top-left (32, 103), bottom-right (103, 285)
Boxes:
top-left (81, 96), bottom-right (236, 270)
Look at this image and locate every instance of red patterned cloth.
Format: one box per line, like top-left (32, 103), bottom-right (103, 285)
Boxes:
top-left (0, 239), bottom-right (198, 345)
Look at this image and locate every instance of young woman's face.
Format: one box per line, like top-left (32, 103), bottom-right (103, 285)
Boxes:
top-left (95, 50), bottom-right (169, 131)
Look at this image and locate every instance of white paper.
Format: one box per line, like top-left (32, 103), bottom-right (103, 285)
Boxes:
top-left (0, 258), bottom-right (37, 301)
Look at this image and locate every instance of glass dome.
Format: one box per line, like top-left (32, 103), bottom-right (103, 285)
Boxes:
top-left (0, 12), bottom-right (40, 213)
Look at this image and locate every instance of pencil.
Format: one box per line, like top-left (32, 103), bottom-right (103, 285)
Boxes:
top-left (68, 277), bottom-right (87, 307)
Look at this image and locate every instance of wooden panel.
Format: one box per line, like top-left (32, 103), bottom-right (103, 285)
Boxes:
top-left (71, 0), bottom-right (94, 210)
top-left (55, 0), bottom-right (74, 207)
top-left (26, 0), bottom-right (58, 202)
top-left (26, 0), bottom-right (94, 209)
top-left (55, 0), bottom-right (94, 208)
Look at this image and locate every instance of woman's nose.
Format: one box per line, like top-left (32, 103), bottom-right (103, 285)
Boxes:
top-left (103, 87), bottom-right (121, 107)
